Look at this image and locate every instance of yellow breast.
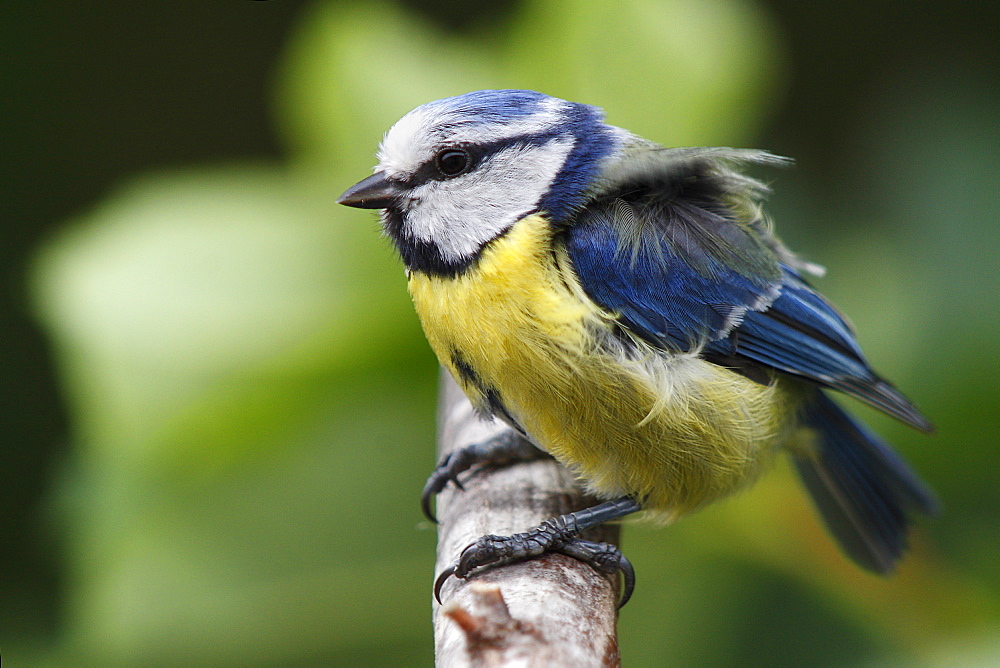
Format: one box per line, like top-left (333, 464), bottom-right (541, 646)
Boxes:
top-left (408, 214), bottom-right (802, 517)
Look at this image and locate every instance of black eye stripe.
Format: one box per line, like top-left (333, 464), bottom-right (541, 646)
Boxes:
top-left (404, 131), bottom-right (565, 187)
top-left (405, 144), bottom-right (483, 185)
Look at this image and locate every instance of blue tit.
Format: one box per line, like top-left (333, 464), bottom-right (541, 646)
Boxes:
top-left (339, 89), bottom-right (936, 604)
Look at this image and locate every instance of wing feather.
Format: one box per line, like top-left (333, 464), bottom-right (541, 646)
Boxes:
top-left (565, 147), bottom-right (931, 431)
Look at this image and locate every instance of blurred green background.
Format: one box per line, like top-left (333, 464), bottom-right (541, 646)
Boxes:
top-left (3, 1), bottom-right (998, 665)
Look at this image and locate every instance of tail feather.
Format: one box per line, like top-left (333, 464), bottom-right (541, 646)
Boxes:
top-left (795, 392), bottom-right (937, 573)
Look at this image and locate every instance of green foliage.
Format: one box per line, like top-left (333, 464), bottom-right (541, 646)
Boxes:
top-left (26, 0), bottom-right (999, 665)
top-left (32, 165), bottom-right (439, 663)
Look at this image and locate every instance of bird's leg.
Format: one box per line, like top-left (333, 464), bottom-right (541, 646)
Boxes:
top-left (421, 429), bottom-right (549, 523)
top-left (435, 496), bottom-right (641, 607)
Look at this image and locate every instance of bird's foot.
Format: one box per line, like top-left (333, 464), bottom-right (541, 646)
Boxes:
top-left (435, 497), bottom-right (640, 607)
top-left (421, 430), bottom-right (547, 522)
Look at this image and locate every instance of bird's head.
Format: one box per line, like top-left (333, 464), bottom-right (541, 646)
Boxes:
top-left (338, 90), bottom-right (623, 275)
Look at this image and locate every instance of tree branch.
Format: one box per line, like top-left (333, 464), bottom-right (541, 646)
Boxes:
top-left (432, 370), bottom-right (623, 667)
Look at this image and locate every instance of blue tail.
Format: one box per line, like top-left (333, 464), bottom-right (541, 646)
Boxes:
top-left (795, 392), bottom-right (938, 573)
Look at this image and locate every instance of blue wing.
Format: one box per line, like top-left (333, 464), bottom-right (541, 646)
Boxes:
top-left (565, 157), bottom-right (931, 432)
top-left (566, 193), bottom-right (782, 351)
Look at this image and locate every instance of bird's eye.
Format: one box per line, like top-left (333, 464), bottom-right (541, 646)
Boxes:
top-left (435, 148), bottom-right (470, 177)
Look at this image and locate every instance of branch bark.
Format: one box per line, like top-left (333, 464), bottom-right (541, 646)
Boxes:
top-left (432, 369), bottom-right (623, 667)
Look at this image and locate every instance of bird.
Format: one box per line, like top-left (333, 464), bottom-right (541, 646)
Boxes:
top-left (338, 89), bottom-right (936, 606)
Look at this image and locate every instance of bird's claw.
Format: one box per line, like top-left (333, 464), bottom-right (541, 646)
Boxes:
top-left (433, 534), bottom-right (635, 608)
top-left (557, 539), bottom-right (635, 608)
top-left (421, 432), bottom-right (546, 523)
top-left (421, 450), bottom-right (474, 523)
top-left (433, 564), bottom-right (457, 604)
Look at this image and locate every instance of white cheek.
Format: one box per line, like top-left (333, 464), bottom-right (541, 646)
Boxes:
top-left (405, 137), bottom-right (575, 262)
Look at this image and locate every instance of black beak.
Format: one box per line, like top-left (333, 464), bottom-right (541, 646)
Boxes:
top-left (337, 172), bottom-right (403, 209)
